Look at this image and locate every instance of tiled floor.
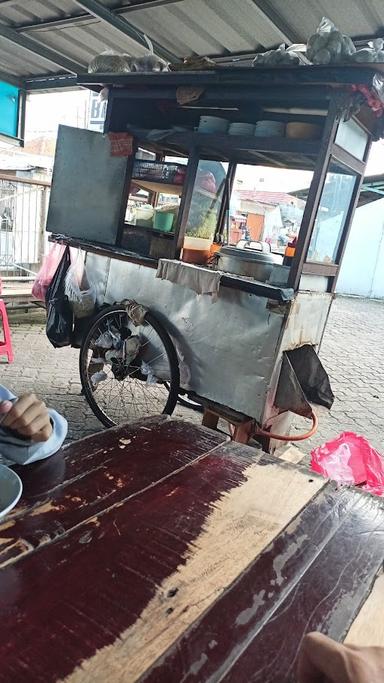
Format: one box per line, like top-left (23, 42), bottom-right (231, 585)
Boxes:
top-left (1, 296), bottom-right (383, 454)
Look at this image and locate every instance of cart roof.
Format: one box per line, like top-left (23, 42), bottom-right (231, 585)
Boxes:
top-left (1, 0), bottom-right (384, 92)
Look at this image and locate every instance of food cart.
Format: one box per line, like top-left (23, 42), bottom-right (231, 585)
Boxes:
top-left (46, 65), bottom-right (384, 447)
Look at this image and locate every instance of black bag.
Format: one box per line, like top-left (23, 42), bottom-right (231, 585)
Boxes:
top-left (45, 246), bottom-right (73, 348)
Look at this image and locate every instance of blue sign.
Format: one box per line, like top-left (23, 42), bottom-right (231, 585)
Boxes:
top-left (0, 80), bottom-right (19, 138)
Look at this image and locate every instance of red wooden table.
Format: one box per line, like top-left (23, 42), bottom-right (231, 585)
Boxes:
top-left (0, 416), bottom-right (383, 682)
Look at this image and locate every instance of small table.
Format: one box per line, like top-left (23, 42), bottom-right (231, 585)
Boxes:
top-left (0, 416), bottom-right (383, 682)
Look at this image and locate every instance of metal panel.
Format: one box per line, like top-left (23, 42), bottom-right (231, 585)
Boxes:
top-left (260, 290), bottom-right (333, 436)
top-left (0, 0), bottom-right (93, 26)
top-left (0, 40), bottom-right (59, 78)
top-left (280, 291), bottom-right (332, 351)
top-left (0, 22), bottom-right (84, 73)
top-left (26, 21), bottom-right (150, 66)
top-left (122, 0), bottom-right (277, 56)
top-left (74, 0), bottom-right (177, 62)
top-left (246, 0), bottom-right (383, 44)
top-left (85, 251), bottom-right (287, 421)
top-left (47, 125), bottom-right (127, 245)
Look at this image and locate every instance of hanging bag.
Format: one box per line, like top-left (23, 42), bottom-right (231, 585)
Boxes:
top-left (32, 243), bottom-right (66, 302)
top-left (45, 246), bottom-right (73, 348)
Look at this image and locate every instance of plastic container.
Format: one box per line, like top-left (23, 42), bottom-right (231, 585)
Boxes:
top-left (283, 237), bottom-right (297, 266)
top-left (182, 236), bottom-right (212, 264)
top-left (154, 210), bottom-right (174, 232)
top-left (286, 122), bottom-right (322, 140)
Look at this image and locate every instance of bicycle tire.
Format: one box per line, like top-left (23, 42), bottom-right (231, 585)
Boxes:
top-left (177, 394), bottom-right (204, 413)
top-left (164, 383), bottom-right (204, 413)
top-left (79, 304), bottom-right (180, 428)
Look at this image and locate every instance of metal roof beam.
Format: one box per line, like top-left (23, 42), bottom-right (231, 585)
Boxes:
top-left (74, 0), bottom-right (178, 63)
top-left (362, 184), bottom-right (384, 196)
top-left (250, 0), bottom-right (302, 45)
top-left (0, 1), bottom-right (26, 6)
top-left (24, 74), bottom-right (80, 91)
top-left (0, 22), bottom-right (85, 73)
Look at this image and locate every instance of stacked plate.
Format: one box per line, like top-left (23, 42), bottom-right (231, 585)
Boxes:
top-left (254, 120), bottom-right (285, 137)
top-left (228, 122), bottom-right (255, 136)
top-left (197, 116), bottom-right (286, 138)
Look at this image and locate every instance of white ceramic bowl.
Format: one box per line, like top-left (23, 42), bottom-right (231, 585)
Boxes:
top-left (228, 122), bottom-right (255, 136)
top-left (0, 464), bottom-right (22, 519)
top-left (198, 116), bottom-right (229, 133)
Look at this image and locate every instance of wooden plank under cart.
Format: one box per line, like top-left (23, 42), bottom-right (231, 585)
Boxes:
top-left (0, 416), bottom-right (383, 682)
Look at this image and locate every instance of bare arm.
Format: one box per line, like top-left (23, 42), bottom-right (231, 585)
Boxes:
top-left (298, 632), bottom-right (384, 683)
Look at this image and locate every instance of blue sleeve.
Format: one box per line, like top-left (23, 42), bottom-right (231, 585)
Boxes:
top-left (0, 385), bottom-right (68, 465)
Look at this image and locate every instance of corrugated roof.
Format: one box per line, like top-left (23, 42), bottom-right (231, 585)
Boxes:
top-left (120, 0), bottom-right (283, 58)
top-left (237, 189), bottom-right (305, 206)
top-left (0, 39), bottom-right (59, 78)
top-left (26, 19), bottom-right (149, 67)
top-left (0, 0), bottom-right (383, 89)
top-left (0, 150), bottom-right (52, 170)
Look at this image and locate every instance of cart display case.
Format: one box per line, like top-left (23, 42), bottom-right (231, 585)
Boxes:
top-left (46, 65), bottom-right (384, 446)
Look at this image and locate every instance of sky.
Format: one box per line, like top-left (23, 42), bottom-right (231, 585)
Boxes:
top-left (5, 89), bottom-right (384, 192)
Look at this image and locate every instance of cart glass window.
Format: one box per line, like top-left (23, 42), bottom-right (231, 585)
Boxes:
top-left (184, 160), bottom-right (227, 241)
top-left (307, 162), bottom-right (356, 264)
top-left (335, 118), bottom-right (368, 160)
top-left (121, 155), bottom-right (187, 255)
top-left (127, 157), bottom-right (186, 228)
top-left (228, 165), bottom-right (313, 253)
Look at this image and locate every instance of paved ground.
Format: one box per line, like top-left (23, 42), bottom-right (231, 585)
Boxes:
top-left (1, 296), bottom-right (384, 454)
top-left (294, 296), bottom-right (384, 455)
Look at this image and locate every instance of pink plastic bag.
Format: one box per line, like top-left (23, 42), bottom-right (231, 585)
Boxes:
top-left (32, 244), bottom-right (65, 301)
top-left (311, 432), bottom-right (384, 496)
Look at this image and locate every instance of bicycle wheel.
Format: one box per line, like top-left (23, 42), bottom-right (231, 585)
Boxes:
top-left (80, 305), bottom-right (180, 428)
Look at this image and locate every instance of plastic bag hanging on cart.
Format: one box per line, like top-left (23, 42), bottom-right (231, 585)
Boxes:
top-left (32, 243), bottom-right (66, 302)
top-left (45, 246), bottom-right (73, 348)
top-left (274, 346), bottom-right (334, 418)
top-left (64, 249), bottom-right (96, 319)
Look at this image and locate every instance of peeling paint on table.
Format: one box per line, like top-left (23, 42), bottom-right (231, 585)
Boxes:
top-left (0, 416), bottom-right (382, 683)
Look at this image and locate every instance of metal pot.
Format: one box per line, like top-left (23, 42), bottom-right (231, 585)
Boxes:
top-left (217, 242), bottom-right (282, 281)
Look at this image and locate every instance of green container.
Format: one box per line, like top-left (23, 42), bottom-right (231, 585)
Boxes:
top-left (154, 211), bottom-right (174, 232)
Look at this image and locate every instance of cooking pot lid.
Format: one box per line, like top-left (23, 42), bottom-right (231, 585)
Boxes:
top-left (219, 245), bottom-right (277, 264)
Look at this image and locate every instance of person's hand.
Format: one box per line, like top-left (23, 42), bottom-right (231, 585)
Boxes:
top-left (0, 393), bottom-right (52, 442)
top-left (298, 632), bottom-right (384, 683)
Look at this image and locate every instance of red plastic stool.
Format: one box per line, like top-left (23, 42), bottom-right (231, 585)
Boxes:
top-left (0, 299), bottom-right (14, 363)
